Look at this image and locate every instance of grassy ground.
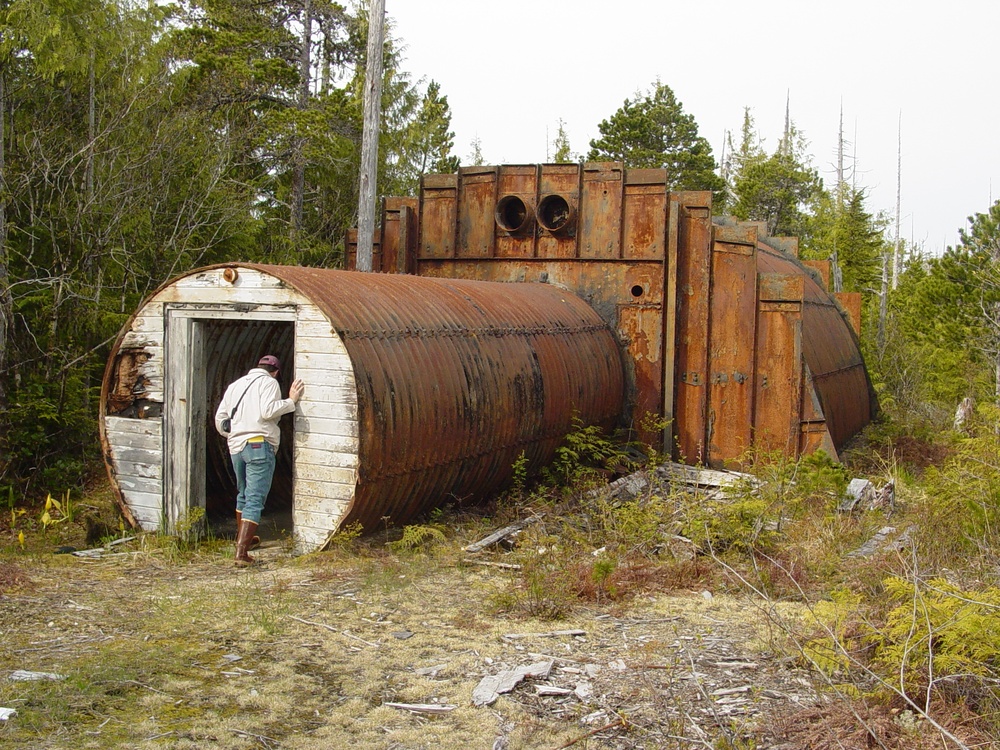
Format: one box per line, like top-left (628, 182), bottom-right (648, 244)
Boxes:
top-left (2, 432), bottom-right (999, 749)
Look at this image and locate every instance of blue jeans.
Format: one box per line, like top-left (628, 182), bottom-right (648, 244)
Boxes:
top-left (231, 442), bottom-right (276, 524)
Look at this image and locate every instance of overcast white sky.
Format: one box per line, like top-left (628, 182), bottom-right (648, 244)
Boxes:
top-left (386, 0), bottom-right (998, 255)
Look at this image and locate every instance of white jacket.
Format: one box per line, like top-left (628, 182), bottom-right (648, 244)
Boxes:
top-left (214, 368), bottom-right (297, 454)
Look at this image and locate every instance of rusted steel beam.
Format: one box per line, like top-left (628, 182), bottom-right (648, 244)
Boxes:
top-left (834, 292), bottom-right (862, 336)
top-left (580, 162), bottom-right (624, 259)
top-left (707, 224), bottom-right (758, 467)
top-left (755, 273), bottom-right (805, 457)
top-left (672, 192), bottom-right (713, 464)
top-left (802, 259), bottom-right (831, 291)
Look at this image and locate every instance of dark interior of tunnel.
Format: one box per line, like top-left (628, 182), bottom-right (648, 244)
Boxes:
top-left (202, 319), bottom-right (295, 538)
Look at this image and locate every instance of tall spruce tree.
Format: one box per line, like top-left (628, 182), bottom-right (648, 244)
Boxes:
top-left (587, 80), bottom-right (723, 196)
top-left (728, 119), bottom-right (821, 239)
top-left (398, 80), bottom-right (459, 189)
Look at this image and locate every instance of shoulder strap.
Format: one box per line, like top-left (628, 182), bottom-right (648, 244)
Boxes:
top-left (231, 375), bottom-right (268, 417)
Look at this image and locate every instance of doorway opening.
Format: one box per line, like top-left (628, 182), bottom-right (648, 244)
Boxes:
top-left (165, 306), bottom-right (296, 542)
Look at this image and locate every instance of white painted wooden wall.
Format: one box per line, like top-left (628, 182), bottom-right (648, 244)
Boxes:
top-left (103, 267), bottom-right (360, 552)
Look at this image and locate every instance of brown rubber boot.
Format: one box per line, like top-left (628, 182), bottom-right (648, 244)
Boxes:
top-left (235, 510), bottom-right (261, 550)
top-left (234, 519), bottom-right (260, 567)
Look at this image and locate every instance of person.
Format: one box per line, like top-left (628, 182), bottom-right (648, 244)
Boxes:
top-left (215, 355), bottom-right (304, 567)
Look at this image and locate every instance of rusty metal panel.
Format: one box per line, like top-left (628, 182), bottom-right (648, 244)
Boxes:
top-left (379, 197), bottom-right (419, 274)
top-left (672, 193), bottom-right (712, 464)
top-left (618, 305), bottom-right (663, 434)
top-left (458, 166), bottom-right (498, 258)
top-left (537, 164), bottom-right (580, 259)
top-left (754, 274), bottom-right (804, 456)
top-left (762, 236), bottom-right (799, 258)
top-left (799, 366), bottom-right (839, 458)
top-left (707, 225), bottom-right (758, 466)
top-left (344, 228), bottom-right (382, 272)
top-left (623, 170), bottom-right (667, 260)
top-left (250, 266), bottom-right (624, 531)
top-left (419, 173), bottom-right (458, 259)
top-left (834, 292), bottom-right (862, 335)
top-left (757, 244), bottom-right (874, 454)
top-left (580, 162), bottom-right (623, 259)
top-left (662, 196), bottom-right (680, 449)
top-left (495, 165), bottom-right (538, 259)
top-left (802, 259), bottom-right (831, 291)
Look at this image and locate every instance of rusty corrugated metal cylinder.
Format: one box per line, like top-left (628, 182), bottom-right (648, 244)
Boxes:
top-left (283, 267), bottom-right (625, 530)
top-left (99, 265), bottom-right (625, 549)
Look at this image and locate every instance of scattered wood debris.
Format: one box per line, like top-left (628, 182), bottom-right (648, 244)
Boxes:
top-left (69, 536), bottom-right (136, 558)
top-left (503, 629), bottom-right (586, 640)
top-left (839, 478), bottom-right (895, 514)
top-left (588, 461), bottom-right (759, 507)
top-left (461, 559), bottom-right (521, 570)
top-left (413, 664), bottom-right (447, 677)
top-left (847, 525), bottom-right (915, 558)
top-left (954, 396), bottom-right (975, 434)
top-left (9, 670), bottom-right (65, 682)
top-left (472, 660), bottom-right (553, 706)
top-left (655, 462), bottom-right (758, 490)
top-left (464, 516), bottom-right (540, 553)
top-left (383, 702), bottom-right (456, 715)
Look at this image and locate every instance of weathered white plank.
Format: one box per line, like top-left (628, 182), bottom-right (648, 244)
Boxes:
top-left (296, 337), bottom-right (349, 359)
top-left (121, 490), bottom-right (162, 511)
top-left (293, 521), bottom-right (335, 552)
top-left (136, 372), bottom-right (163, 391)
top-left (173, 269), bottom-right (287, 289)
top-left (112, 461), bottom-right (162, 480)
top-left (131, 508), bottom-right (162, 531)
top-left (293, 431), bottom-right (359, 453)
top-left (157, 286), bottom-right (304, 307)
top-left (297, 400), bottom-right (358, 421)
top-left (111, 446), bottom-right (162, 468)
top-left (105, 416), bottom-right (163, 437)
top-left (295, 352), bottom-right (354, 373)
top-left (294, 479), bottom-right (355, 503)
top-left (298, 383), bottom-right (358, 404)
top-left (105, 425), bottom-right (162, 452)
top-left (116, 475), bottom-right (163, 495)
top-left (294, 506), bottom-right (348, 531)
top-left (130, 307), bottom-right (164, 333)
top-left (295, 462), bottom-right (357, 485)
top-left (120, 330), bottom-right (163, 349)
top-left (294, 322), bottom-right (336, 340)
top-left (295, 304), bottom-right (328, 323)
top-left (294, 448), bottom-right (359, 469)
top-left (294, 416), bottom-right (359, 439)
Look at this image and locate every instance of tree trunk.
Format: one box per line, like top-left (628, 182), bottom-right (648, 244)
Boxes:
top-left (356, 0), bottom-right (385, 273)
top-left (878, 244), bottom-right (888, 352)
top-left (86, 49), bottom-right (95, 204)
top-left (892, 113), bottom-right (901, 291)
top-left (290, 0), bottom-right (312, 241)
top-left (0, 65), bottom-right (10, 415)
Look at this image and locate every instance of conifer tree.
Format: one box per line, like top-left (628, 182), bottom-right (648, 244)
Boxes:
top-left (588, 80), bottom-right (723, 195)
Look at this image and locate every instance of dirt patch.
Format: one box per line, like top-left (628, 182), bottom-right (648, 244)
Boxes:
top-left (0, 536), bottom-right (829, 750)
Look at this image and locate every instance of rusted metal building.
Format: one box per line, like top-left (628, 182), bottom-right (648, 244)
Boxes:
top-left (101, 162), bottom-right (875, 552)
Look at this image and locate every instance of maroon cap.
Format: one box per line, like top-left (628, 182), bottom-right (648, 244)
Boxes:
top-left (258, 355), bottom-right (281, 372)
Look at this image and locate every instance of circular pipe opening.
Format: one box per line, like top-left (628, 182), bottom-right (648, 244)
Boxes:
top-left (495, 195), bottom-right (534, 233)
top-left (537, 194), bottom-right (575, 233)
top-left (630, 284), bottom-right (644, 298)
